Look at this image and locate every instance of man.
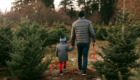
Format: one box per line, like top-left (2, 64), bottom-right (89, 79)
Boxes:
top-left (71, 11), bottom-right (96, 75)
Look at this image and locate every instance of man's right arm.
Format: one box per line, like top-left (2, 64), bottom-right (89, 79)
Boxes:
top-left (71, 23), bottom-right (75, 46)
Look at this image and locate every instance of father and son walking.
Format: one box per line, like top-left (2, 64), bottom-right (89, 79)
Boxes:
top-left (56, 11), bottom-right (96, 76)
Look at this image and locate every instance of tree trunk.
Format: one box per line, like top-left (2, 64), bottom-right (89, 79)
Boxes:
top-left (64, 0), bottom-right (66, 12)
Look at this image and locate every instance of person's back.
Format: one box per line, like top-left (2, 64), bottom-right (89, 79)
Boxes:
top-left (71, 11), bottom-right (96, 76)
top-left (56, 35), bottom-right (74, 75)
top-left (72, 17), bottom-right (95, 44)
top-left (56, 42), bottom-right (71, 62)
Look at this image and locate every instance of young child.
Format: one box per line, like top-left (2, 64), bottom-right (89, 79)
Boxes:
top-left (56, 35), bottom-right (74, 75)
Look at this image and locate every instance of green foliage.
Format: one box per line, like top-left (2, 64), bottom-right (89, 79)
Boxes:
top-left (100, 0), bottom-right (117, 25)
top-left (92, 23), bottom-right (107, 40)
top-left (95, 27), bottom-right (107, 40)
top-left (0, 17), bottom-right (13, 67)
top-left (53, 22), bottom-right (67, 32)
top-left (91, 8), bottom-right (140, 80)
top-left (52, 21), bottom-right (70, 40)
top-left (41, 0), bottom-right (54, 9)
top-left (6, 18), bottom-right (53, 80)
top-left (14, 18), bottom-right (48, 47)
top-left (129, 67), bottom-right (140, 80)
top-left (14, 19), bottom-right (69, 47)
top-left (129, 46), bottom-right (140, 80)
top-left (92, 23), bottom-right (98, 33)
top-left (12, 0), bottom-right (54, 11)
top-left (6, 34), bottom-right (53, 80)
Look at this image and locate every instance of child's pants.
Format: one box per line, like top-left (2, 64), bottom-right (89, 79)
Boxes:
top-left (59, 62), bottom-right (67, 71)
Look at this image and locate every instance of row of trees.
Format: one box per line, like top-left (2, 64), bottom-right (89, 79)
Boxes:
top-left (8, 0), bottom-right (140, 26)
top-left (7, 2), bottom-right (72, 26)
top-left (10, 0), bottom-right (118, 25)
top-left (12, 0), bottom-right (54, 11)
top-left (92, 2), bottom-right (140, 80)
top-left (0, 16), bottom-right (70, 79)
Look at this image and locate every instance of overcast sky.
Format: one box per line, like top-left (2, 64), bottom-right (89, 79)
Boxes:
top-left (0, 0), bottom-right (62, 12)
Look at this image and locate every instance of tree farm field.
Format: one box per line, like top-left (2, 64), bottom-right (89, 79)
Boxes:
top-left (36, 39), bottom-right (140, 80)
top-left (35, 40), bottom-right (107, 80)
top-left (0, 40), bottom-right (140, 80)
top-left (0, 40), bottom-right (106, 80)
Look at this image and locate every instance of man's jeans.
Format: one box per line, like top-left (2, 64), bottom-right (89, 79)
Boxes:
top-left (77, 43), bottom-right (90, 71)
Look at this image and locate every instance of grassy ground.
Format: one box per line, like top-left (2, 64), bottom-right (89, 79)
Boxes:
top-left (0, 40), bottom-right (107, 80)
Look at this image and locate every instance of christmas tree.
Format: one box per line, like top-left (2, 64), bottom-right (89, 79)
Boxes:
top-left (129, 45), bottom-right (140, 80)
top-left (14, 19), bottom-right (69, 47)
top-left (6, 18), bottom-right (53, 80)
top-left (0, 15), bottom-right (13, 67)
top-left (91, 1), bottom-right (140, 80)
top-left (46, 21), bottom-right (70, 46)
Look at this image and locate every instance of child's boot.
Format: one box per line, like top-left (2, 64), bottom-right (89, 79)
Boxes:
top-left (60, 71), bottom-right (64, 75)
top-left (63, 66), bottom-right (67, 71)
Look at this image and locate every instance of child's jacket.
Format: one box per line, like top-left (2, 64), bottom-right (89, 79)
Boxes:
top-left (56, 41), bottom-right (74, 62)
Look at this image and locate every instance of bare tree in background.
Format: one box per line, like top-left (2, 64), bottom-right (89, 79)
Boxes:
top-left (117, 0), bottom-right (140, 22)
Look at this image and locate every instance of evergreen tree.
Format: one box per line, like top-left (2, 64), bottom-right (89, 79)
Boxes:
top-left (77, 0), bottom-right (92, 17)
top-left (59, 0), bottom-right (74, 11)
top-left (129, 41), bottom-right (140, 80)
top-left (95, 27), bottom-right (107, 40)
top-left (46, 22), bottom-right (70, 46)
top-left (14, 19), bottom-right (69, 47)
top-left (77, 0), bottom-right (99, 17)
top-left (11, 0), bottom-right (31, 11)
top-left (6, 18), bottom-right (53, 80)
top-left (91, 2), bottom-right (99, 13)
top-left (129, 65), bottom-right (140, 80)
top-left (100, 0), bottom-right (118, 25)
top-left (91, 4), bottom-right (140, 80)
top-left (40, 0), bottom-right (54, 9)
top-left (14, 19), bottom-right (49, 47)
top-left (0, 16), bottom-right (13, 67)
top-left (59, 0), bottom-right (77, 18)
top-left (12, 0), bottom-right (55, 11)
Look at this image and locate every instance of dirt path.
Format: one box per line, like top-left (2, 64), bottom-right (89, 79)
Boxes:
top-left (38, 68), bottom-right (100, 80)
top-left (37, 41), bottom-right (105, 80)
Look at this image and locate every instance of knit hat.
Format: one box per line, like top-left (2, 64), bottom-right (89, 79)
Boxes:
top-left (60, 35), bottom-right (67, 42)
top-left (78, 11), bottom-right (85, 17)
